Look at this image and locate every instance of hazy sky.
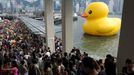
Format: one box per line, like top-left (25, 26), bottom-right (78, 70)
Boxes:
top-left (25, 0), bottom-right (38, 3)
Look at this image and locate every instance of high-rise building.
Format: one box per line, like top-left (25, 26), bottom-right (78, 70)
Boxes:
top-left (40, 0), bottom-right (44, 10)
top-left (113, 0), bottom-right (124, 14)
top-left (54, 0), bottom-right (61, 12)
top-left (0, 3), bottom-right (3, 13)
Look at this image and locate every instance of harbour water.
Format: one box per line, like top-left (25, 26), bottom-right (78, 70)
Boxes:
top-left (56, 16), bottom-right (121, 59)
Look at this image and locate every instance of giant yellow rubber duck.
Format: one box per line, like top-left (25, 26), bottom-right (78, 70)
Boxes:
top-left (81, 2), bottom-right (121, 36)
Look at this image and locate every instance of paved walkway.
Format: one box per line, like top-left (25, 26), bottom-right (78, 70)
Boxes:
top-left (19, 17), bottom-right (61, 35)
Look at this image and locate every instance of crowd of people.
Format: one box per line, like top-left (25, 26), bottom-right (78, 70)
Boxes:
top-left (0, 18), bottom-right (133, 75)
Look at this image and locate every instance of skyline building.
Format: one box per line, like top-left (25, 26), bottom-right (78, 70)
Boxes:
top-left (0, 0), bottom-right (124, 14)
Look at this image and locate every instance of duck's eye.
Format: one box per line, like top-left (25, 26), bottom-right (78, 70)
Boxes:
top-left (88, 10), bottom-right (92, 14)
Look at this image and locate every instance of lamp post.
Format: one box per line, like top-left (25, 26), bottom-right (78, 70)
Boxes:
top-left (10, 0), bottom-right (12, 13)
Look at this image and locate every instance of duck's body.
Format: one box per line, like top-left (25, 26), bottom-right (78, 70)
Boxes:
top-left (83, 17), bottom-right (121, 36)
top-left (82, 2), bottom-right (121, 36)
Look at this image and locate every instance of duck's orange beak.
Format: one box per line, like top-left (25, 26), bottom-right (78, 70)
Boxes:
top-left (81, 12), bottom-right (88, 18)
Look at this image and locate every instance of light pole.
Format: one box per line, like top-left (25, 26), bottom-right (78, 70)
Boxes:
top-left (33, 0), bottom-right (36, 17)
top-left (10, 0), bottom-right (12, 13)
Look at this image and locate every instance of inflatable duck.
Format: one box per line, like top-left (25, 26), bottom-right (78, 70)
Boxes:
top-left (81, 2), bottom-right (121, 36)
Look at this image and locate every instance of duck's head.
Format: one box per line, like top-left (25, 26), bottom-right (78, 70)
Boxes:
top-left (81, 2), bottom-right (109, 19)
